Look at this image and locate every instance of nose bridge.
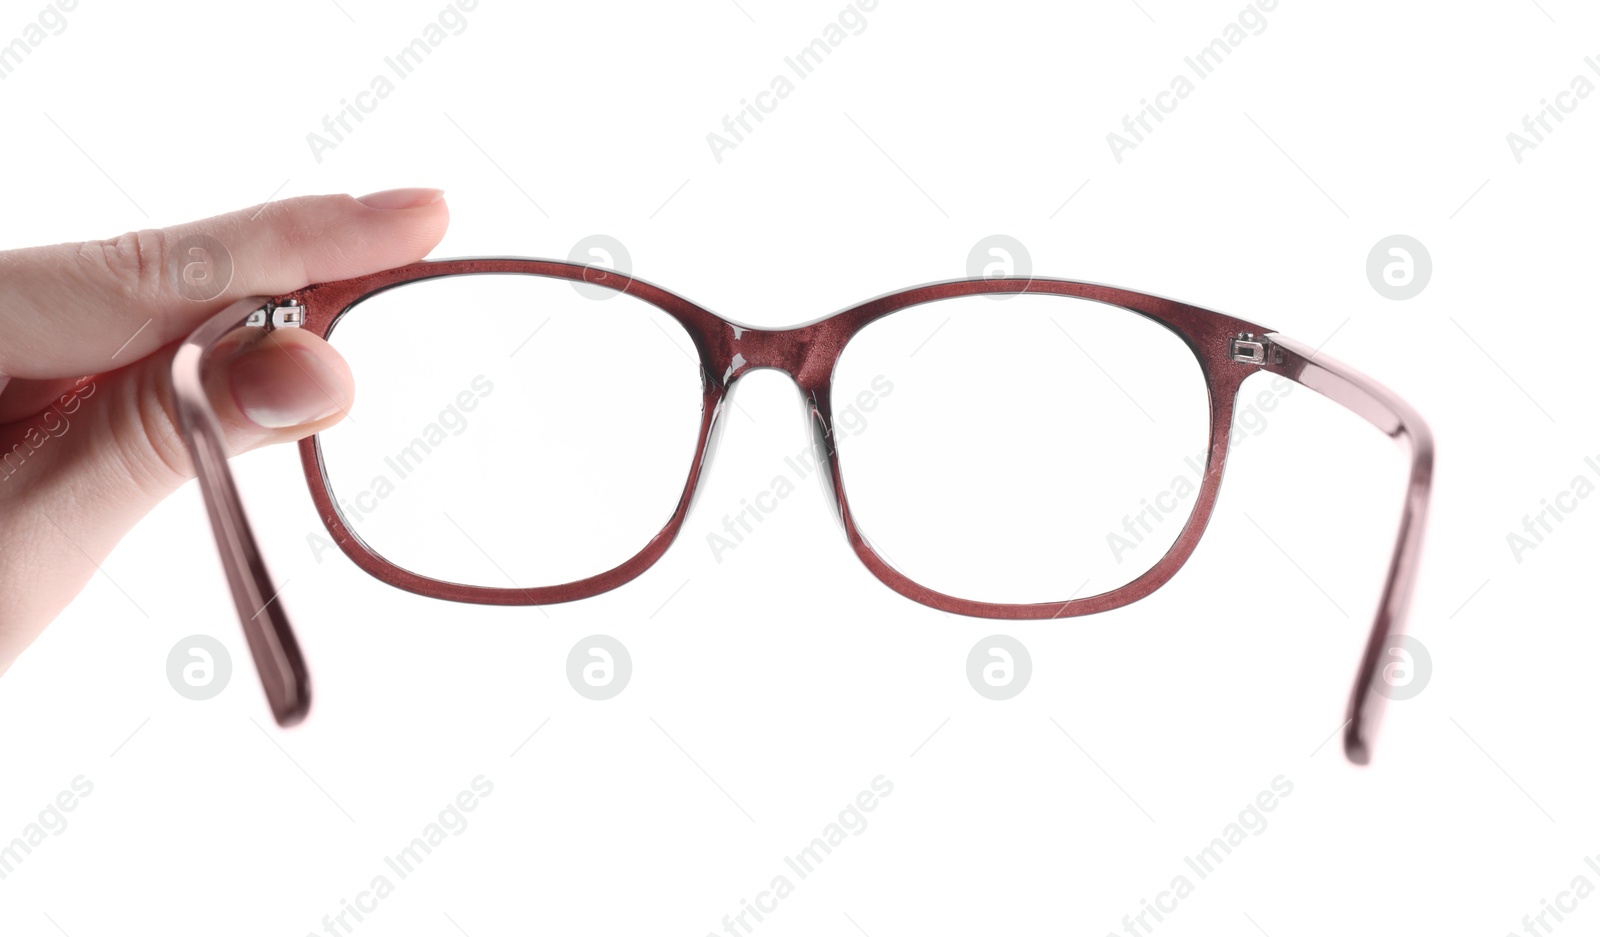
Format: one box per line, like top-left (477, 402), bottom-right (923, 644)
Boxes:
top-left (717, 321), bottom-right (825, 388)
top-left (704, 318), bottom-right (848, 532)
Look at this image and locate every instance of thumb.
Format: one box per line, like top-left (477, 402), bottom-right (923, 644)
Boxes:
top-left (0, 327), bottom-right (351, 618)
top-left (12, 325), bottom-right (353, 525)
top-left (202, 325), bottom-right (355, 441)
top-left (0, 328), bottom-right (352, 671)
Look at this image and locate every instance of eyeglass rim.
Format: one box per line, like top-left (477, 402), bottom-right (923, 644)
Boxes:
top-left (288, 260), bottom-right (1253, 619)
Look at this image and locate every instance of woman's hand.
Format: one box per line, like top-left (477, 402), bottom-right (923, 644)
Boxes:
top-left (0, 188), bottom-right (449, 671)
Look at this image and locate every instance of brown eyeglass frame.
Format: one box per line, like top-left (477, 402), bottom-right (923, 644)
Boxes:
top-left (173, 260), bottom-right (1433, 764)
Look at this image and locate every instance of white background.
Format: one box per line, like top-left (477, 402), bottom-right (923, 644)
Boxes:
top-left (2, 1), bottom-right (1598, 934)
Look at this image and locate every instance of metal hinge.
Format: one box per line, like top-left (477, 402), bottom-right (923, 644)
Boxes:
top-left (1229, 332), bottom-right (1278, 365)
top-left (244, 300), bottom-right (305, 330)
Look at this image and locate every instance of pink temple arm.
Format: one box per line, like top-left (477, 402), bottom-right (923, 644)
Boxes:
top-left (1265, 332), bottom-right (1434, 764)
top-left (172, 296), bottom-right (310, 725)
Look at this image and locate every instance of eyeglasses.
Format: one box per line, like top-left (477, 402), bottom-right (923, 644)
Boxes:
top-left (174, 260), bottom-right (1432, 764)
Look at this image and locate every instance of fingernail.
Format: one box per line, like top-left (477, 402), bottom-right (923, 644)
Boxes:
top-left (230, 341), bottom-right (345, 429)
top-left (356, 187), bottom-right (444, 210)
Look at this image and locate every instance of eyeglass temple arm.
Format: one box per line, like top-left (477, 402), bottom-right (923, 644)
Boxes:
top-left (1263, 332), bottom-right (1434, 765)
top-left (172, 296), bottom-right (310, 726)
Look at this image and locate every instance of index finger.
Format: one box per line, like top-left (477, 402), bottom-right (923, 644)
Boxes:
top-left (0, 188), bottom-right (448, 379)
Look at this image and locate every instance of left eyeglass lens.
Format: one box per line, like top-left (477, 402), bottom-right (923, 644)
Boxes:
top-left (314, 272), bottom-right (706, 590)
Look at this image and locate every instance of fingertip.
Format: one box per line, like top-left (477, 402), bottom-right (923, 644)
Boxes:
top-left (355, 187), bottom-right (445, 210)
top-left (228, 190), bottom-right (450, 288)
top-left (226, 329), bottom-right (354, 437)
top-left (341, 188), bottom-right (450, 277)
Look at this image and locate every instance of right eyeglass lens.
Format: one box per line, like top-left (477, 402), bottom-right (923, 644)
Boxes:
top-left (314, 272), bottom-right (706, 591)
top-left (830, 292), bottom-right (1213, 605)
